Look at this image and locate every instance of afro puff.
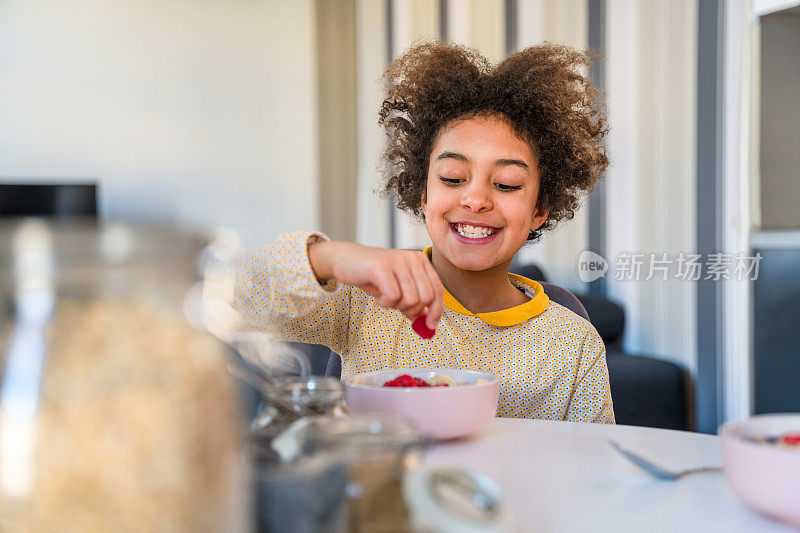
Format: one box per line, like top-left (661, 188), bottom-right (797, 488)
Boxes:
top-left (378, 42), bottom-right (609, 242)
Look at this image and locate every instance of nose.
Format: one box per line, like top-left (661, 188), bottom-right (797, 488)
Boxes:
top-left (460, 180), bottom-right (493, 213)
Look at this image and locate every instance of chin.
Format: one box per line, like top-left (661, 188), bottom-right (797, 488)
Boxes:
top-left (451, 261), bottom-right (487, 272)
top-left (446, 250), bottom-right (503, 272)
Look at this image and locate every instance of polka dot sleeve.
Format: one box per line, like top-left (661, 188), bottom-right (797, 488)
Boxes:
top-left (565, 326), bottom-right (616, 424)
top-left (234, 231), bottom-right (352, 354)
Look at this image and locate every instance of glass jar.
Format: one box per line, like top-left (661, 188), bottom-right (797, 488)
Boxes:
top-left (273, 414), bottom-right (426, 532)
top-left (266, 376), bottom-right (345, 416)
top-left (0, 219), bottom-right (248, 532)
top-left (249, 376), bottom-right (344, 463)
top-left (250, 376), bottom-right (345, 435)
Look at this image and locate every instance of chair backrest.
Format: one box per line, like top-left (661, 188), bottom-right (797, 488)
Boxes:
top-left (511, 263), bottom-right (547, 283)
top-left (325, 282), bottom-right (589, 378)
top-left (574, 293), bottom-right (625, 345)
top-left (539, 282), bottom-right (589, 321)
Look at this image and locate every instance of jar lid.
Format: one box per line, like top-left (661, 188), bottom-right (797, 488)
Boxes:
top-left (267, 377), bottom-right (344, 413)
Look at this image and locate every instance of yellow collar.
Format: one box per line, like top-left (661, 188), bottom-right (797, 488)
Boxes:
top-left (423, 247), bottom-right (550, 327)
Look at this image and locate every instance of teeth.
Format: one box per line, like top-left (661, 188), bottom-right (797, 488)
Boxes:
top-left (456, 223), bottom-right (496, 239)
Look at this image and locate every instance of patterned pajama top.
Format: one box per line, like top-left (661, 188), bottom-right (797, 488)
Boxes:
top-left (235, 231), bottom-right (615, 424)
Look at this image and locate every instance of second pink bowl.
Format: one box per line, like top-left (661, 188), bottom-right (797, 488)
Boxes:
top-left (720, 413), bottom-right (800, 527)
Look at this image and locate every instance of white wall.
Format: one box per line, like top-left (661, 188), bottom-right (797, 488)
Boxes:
top-left (390, 0), bottom-right (441, 250)
top-left (0, 0), bottom-right (318, 245)
top-left (515, 0), bottom-right (590, 293)
top-left (605, 0), bottom-right (698, 372)
top-left (355, 0), bottom-right (392, 248)
top-left (447, 0), bottom-right (505, 62)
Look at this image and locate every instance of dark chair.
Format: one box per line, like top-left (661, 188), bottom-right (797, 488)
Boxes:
top-left (574, 293), bottom-right (625, 347)
top-left (287, 342), bottom-right (337, 376)
top-left (325, 347), bottom-right (344, 378)
top-left (539, 282), bottom-right (589, 321)
top-left (604, 349), bottom-right (690, 430)
top-left (512, 263), bottom-right (547, 284)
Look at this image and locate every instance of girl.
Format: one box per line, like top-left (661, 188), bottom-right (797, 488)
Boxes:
top-left (236, 42), bottom-right (614, 423)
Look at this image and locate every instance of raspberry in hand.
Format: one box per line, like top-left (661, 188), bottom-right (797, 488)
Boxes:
top-left (412, 313), bottom-right (436, 339)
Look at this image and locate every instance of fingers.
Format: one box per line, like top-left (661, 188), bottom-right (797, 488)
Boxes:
top-left (367, 264), bottom-right (401, 309)
top-left (398, 253), bottom-right (444, 328)
top-left (405, 252), bottom-right (443, 329)
top-left (393, 260), bottom-right (424, 320)
top-left (366, 252), bottom-right (443, 326)
top-left (419, 256), bottom-right (444, 329)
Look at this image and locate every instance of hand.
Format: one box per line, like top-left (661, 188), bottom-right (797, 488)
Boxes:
top-left (308, 241), bottom-right (443, 330)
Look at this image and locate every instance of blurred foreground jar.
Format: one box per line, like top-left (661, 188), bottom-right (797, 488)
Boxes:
top-left (0, 219), bottom-right (248, 532)
top-left (266, 414), bottom-right (425, 532)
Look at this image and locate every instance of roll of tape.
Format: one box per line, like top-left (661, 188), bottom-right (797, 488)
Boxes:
top-left (403, 464), bottom-right (514, 533)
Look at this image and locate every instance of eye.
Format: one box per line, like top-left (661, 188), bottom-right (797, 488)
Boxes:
top-left (495, 183), bottom-right (523, 192)
top-left (439, 176), bottom-right (464, 186)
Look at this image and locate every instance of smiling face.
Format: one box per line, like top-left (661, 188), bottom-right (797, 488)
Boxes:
top-left (421, 113), bottom-right (548, 273)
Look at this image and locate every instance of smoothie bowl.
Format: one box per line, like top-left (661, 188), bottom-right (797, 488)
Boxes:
top-left (344, 368), bottom-right (500, 440)
top-left (720, 413), bottom-right (800, 527)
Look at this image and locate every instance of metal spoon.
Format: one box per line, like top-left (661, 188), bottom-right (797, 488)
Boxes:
top-left (609, 440), bottom-right (722, 480)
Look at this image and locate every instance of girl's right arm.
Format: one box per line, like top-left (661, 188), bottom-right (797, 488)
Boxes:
top-left (235, 231), bottom-right (353, 353)
top-left (235, 231), bottom-right (444, 353)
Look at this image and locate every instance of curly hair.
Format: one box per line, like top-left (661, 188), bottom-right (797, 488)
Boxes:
top-left (378, 41), bottom-right (609, 242)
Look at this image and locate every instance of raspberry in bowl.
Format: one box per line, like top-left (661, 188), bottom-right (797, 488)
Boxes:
top-left (344, 368), bottom-right (499, 440)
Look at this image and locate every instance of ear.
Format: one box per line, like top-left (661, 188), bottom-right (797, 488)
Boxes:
top-left (421, 188), bottom-right (427, 214)
top-left (531, 205), bottom-right (549, 231)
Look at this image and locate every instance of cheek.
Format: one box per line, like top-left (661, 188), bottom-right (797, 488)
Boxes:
top-left (421, 177), bottom-right (433, 216)
top-left (422, 188), bottom-right (454, 219)
top-left (502, 197), bottom-right (538, 230)
top-left (425, 199), bottom-right (448, 225)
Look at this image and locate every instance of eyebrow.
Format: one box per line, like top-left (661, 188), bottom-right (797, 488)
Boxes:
top-left (435, 151), bottom-right (469, 163)
top-left (435, 151), bottom-right (530, 170)
top-left (495, 158), bottom-right (530, 170)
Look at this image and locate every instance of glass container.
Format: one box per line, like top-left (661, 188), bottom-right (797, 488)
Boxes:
top-left (278, 414), bottom-right (426, 532)
top-left (0, 218), bottom-right (248, 532)
top-left (248, 376), bottom-right (344, 463)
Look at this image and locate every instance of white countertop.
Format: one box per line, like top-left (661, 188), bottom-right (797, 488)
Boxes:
top-left (423, 418), bottom-right (795, 533)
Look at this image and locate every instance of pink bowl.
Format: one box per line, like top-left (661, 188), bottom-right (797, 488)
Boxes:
top-left (344, 368), bottom-right (499, 440)
top-left (720, 414), bottom-right (800, 527)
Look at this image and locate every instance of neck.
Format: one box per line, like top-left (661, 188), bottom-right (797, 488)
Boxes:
top-left (430, 248), bottom-right (529, 314)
